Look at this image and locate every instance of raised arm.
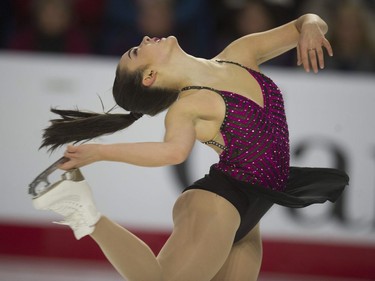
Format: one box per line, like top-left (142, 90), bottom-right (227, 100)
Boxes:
top-left (59, 101), bottom-right (197, 169)
top-left (217, 13), bottom-right (332, 73)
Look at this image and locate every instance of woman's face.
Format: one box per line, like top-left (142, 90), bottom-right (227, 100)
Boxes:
top-left (119, 36), bottom-right (178, 72)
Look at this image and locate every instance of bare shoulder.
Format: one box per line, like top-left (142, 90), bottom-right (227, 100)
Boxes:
top-left (165, 89), bottom-right (226, 143)
top-left (214, 37), bottom-right (259, 70)
top-left (166, 89), bottom-right (224, 122)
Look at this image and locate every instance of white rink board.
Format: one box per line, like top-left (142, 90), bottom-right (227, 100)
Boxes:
top-left (0, 52), bottom-right (374, 245)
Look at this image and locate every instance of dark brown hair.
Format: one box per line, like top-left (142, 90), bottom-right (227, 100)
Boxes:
top-left (40, 66), bottom-right (179, 151)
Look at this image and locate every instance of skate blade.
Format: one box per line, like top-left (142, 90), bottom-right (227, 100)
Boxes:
top-left (29, 167), bottom-right (85, 199)
top-left (29, 157), bottom-right (75, 198)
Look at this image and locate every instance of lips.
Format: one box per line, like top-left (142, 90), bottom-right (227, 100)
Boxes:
top-left (152, 37), bottom-right (161, 43)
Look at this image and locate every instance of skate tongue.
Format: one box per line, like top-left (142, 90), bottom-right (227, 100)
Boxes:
top-left (52, 214), bottom-right (85, 233)
top-left (53, 219), bottom-right (96, 240)
top-left (52, 212), bottom-right (97, 228)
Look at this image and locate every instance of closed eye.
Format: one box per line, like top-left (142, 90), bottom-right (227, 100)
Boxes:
top-left (127, 47), bottom-right (139, 59)
top-left (133, 48), bottom-right (138, 57)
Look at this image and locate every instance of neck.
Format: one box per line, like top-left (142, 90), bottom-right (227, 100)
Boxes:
top-left (158, 54), bottom-right (222, 90)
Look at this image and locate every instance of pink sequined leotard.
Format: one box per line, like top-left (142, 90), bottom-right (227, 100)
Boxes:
top-left (181, 60), bottom-right (290, 191)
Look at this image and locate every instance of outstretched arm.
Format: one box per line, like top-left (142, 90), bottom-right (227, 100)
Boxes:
top-left (218, 13), bottom-right (332, 73)
top-left (59, 102), bottom-right (197, 169)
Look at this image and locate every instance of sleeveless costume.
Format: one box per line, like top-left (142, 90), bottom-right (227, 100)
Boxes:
top-left (182, 60), bottom-right (349, 243)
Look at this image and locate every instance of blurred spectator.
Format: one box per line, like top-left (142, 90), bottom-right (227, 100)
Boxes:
top-left (236, 1), bottom-right (275, 34)
top-left (7, 0), bottom-right (92, 54)
top-left (97, 0), bottom-right (139, 56)
top-left (325, 2), bottom-right (375, 72)
top-left (174, 0), bottom-right (215, 57)
top-left (215, 1), bottom-right (274, 53)
top-left (215, 0), bottom-right (295, 66)
top-left (99, 0), bottom-right (214, 58)
top-left (98, 0), bottom-right (172, 56)
top-left (137, 0), bottom-right (175, 37)
top-left (73, 0), bottom-right (105, 53)
top-left (296, 0), bottom-right (335, 26)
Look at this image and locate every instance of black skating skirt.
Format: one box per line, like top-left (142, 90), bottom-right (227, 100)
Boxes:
top-left (183, 165), bottom-right (349, 243)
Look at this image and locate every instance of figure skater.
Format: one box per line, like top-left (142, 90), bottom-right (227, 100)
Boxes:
top-left (33, 13), bottom-right (349, 281)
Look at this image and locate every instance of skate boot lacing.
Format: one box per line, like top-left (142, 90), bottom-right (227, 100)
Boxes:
top-left (48, 195), bottom-right (97, 231)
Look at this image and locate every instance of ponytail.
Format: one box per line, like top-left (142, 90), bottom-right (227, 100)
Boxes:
top-left (41, 63), bottom-right (178, 152)
top-left (40, 108), bottom-right (143, 151)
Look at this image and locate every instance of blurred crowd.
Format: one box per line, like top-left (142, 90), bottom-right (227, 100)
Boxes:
top-left (1, 0), bottom-right (374, 72)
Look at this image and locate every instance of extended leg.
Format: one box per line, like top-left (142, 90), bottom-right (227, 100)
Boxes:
top-left (91, 189), bottom-right (240, 281)
top-left (32, 174), bottom-right (163, 281)
top-left (33, 175), bottom-right (240, 281)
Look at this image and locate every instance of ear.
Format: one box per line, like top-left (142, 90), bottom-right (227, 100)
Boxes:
top-left (142, 69), bottom-right (157, 87)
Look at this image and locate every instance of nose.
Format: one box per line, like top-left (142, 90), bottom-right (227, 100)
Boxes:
top-left (141, 36), bottom-right (151, 45)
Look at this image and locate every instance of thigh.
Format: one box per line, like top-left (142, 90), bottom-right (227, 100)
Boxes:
top-left (210, 224), bottom-right (263, 281)
top-left (157, 189), bottom-right (241, 281)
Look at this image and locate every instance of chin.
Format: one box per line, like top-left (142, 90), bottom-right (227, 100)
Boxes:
top-left (167, 36), bottom-right (181, 49)
top-left (164, 35), bottom-right (177, 43)
top-left (167, 35), bottom-right (177, 40)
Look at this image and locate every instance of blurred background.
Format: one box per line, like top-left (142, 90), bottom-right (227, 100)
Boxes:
top-left (1, 0), bottom-right (375, 71)
top-left (0, 0), bottom-right (375, 280)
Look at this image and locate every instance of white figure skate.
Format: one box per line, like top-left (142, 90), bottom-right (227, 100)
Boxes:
top-left (29, 157), bottom-right (101, 239)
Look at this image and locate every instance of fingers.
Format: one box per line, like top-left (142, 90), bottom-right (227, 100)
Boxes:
top-left (57, 156), bottom-right (76, 170)
top-left (299, 46), bottom-right (311, 73)
top-left (300, 45), bottom-right (333, 73)
top-left (316, 47), bottom-right (324, 70)
top-left (308, 47), bottom-right (325, 73)
top-left (66, 144), bottom-right (77, 153)
top-left (297, 45), bottom-right (302, 66)
top-left (58, 159), bottom-right (75, 171)
top-left (322, 37), bottom-right (333, 57)
top-left (57, 145), bottom-right (78, 170)
top-left (308, 48), bottom-right (319, 73)
top-left (59, 143), bottom-right (97, 170)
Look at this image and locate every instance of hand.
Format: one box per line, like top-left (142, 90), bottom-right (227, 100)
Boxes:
top-left (297, 22), bottom-right (333, 73)
top-left (58, 144), bottom-right (101, 170)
